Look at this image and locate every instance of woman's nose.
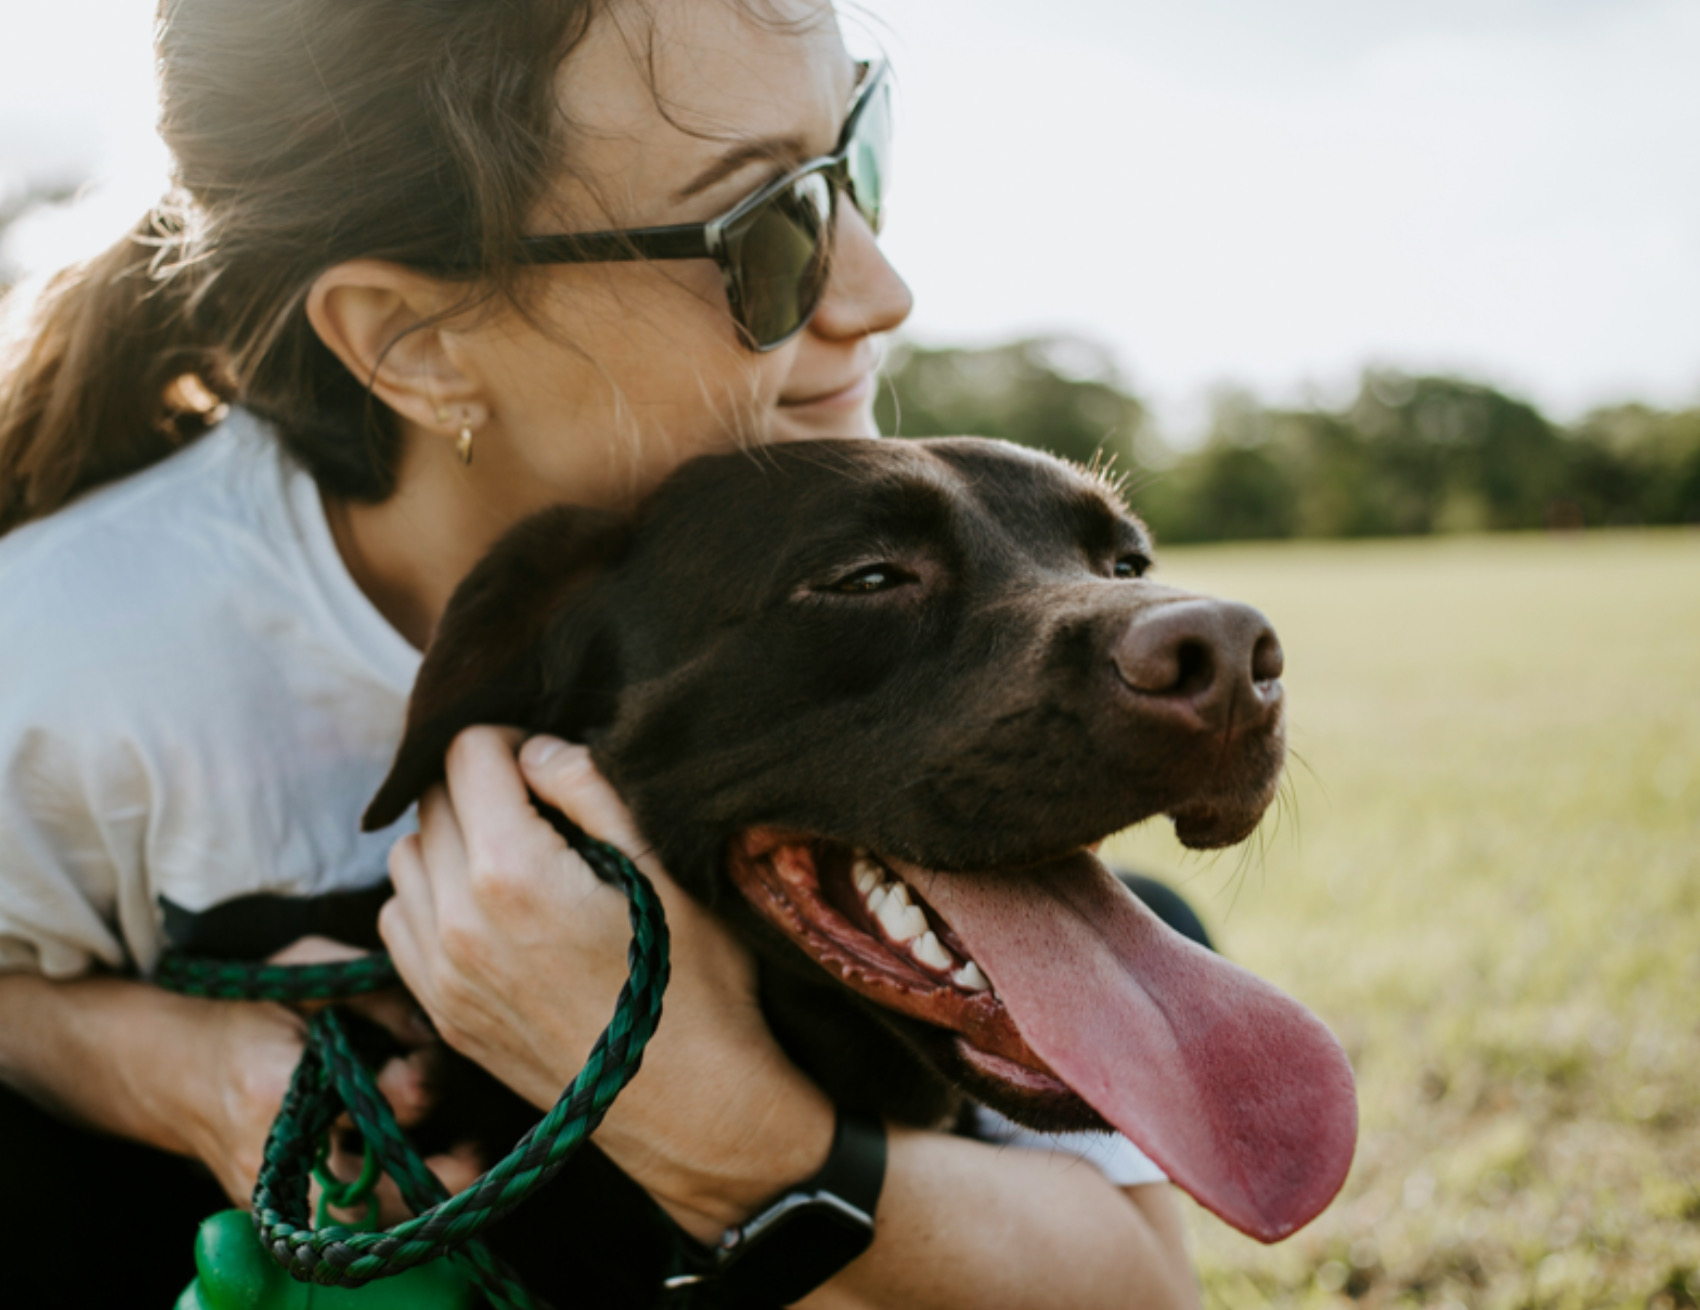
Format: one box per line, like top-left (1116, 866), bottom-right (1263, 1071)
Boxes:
top-left (807, 206), bottom-right (914, 342)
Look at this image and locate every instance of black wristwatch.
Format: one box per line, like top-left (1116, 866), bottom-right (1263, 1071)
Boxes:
top-left (661, 1111), bottom-right (887, 1308)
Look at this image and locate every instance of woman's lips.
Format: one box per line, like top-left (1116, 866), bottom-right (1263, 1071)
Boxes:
top-left (779, 372), bottom-right (875, 410)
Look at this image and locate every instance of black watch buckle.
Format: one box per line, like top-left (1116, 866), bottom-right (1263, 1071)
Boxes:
top-left (662, 1112), bottom-right (886, 1308)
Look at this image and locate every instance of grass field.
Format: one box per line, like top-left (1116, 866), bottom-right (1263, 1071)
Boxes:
top-left (1102, 528), bottom-right (1700, 1310)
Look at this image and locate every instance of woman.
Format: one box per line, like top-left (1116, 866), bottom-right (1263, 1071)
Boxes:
top-left (0, 0), bottom-right (1198, 1305)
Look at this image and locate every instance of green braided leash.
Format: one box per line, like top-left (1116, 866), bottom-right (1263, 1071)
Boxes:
top-left (156, 826), bottom-right (670, 1308)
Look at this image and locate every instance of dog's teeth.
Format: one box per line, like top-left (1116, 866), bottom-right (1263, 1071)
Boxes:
top-left (953, 961), bottom-right (991, 992)
top-left (865, 884), bottom-right (889, 914)
top-left (851, 858), bottom-right (882, 896)
top-left (876, 893), bottom-right (928, 944)
top-left (886, 882), bottom-right (913, 910)
top-left (912, 931), bottom-right (956, 971)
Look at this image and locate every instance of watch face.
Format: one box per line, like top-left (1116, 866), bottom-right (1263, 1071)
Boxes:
top-left (718, 1194), bottom-right (876, 1306)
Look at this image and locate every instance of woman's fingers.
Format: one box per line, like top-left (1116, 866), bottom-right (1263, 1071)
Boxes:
top-left (442, 724), bottom-right (531, 824)
top-left (446, 727), bottom-right (576, 886)
top-left (373, 1049), bottom-right (436, 1126)
top-left (427, 1143), bottom-right (486, 1196)
top-left (319, 1128), bottom-right (415, 1226)
top-left (316, 1148), bottom-right (479, 1227)
top-left (433, 728), bottom-right (617, 949)
top-left (266, 935), bottom-right (368, 968)
top-left (383, 832), bottom-right (436, 975)
top-left (344, 986), bottom-right (434, 1049)
top-left (516, 735), bottom-right (757, 991)
top-left (517, 735), bottom-right (649, 862)
top-left (260, 929), bottom-right (438, 1140)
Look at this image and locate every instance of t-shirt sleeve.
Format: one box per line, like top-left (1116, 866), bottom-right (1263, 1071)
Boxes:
top-left (0, 714), bottom-right (139, 977)
top-left (966, 1104), bottom-right (1169, 1188)
top-left (0, 550), bottom-right (159, 978)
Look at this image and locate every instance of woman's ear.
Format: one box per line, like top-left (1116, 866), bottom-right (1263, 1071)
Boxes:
top-left (305, 259), bottom-right (487, 434)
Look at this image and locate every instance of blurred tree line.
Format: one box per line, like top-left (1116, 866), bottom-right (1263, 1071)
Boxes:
top-left (5, 181), bottom-right (1695, 544)
top-left (876, 338), bottom-right (1700, 543)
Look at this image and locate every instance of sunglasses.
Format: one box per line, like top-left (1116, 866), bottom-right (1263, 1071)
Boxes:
top-left (516, 60), bottom-right (891, 352)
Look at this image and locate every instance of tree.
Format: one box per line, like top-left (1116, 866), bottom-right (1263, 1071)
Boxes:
top-left (876, 336), bottom-right (1155, 476)
top-left (876, 339), bottom-right (1700, 543)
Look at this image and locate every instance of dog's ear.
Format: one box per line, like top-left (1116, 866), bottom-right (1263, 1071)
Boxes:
top-left (362, 506), bottom-right (628, 831)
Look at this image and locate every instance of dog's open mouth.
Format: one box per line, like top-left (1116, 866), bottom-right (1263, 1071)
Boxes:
top-left (727, 829), bottom-right (1074, 1098)
top-left (728, 827), bottom-right (1359, 1244)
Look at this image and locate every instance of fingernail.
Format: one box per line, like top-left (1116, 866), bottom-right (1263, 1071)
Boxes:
top-left (521, 735), bottom-right (565, 768)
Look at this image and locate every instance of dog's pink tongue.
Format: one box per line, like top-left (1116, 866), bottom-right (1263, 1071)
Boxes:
top-left (915, 854), bottom-right (1357, 1242)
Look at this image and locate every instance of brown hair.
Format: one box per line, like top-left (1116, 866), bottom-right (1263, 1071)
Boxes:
top-left (0, 0), bottom-right (601, 536)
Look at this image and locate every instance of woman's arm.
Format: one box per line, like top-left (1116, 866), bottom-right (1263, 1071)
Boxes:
top-left (802, 1142), bottom-right (1196, 1310)
top-left (0, 971), bottom-right (307, 1204)
top-left (381, 729), bottom-right (1199, 1310)
top-left (0, 951), bottom-right (448, 1211)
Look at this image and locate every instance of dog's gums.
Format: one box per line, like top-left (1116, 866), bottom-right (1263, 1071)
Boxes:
top-left (727, 829), bottom-right (1071, 1092)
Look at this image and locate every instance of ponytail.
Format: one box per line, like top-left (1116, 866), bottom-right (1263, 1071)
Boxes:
top-left (0, 0), bottom-right (604, 538)
top-left (0, 204), bottom-right (233, 536)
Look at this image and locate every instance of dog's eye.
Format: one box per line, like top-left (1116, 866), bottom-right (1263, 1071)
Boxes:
top-left (826, 564), bottom-right (914, 595)
top-left (1113, 554), bottom-right (1151, 579)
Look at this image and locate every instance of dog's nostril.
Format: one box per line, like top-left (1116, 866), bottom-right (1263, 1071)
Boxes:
top-left (1114, 607), bottom-right (1226, 697)
top-left (1252, 632), bottom-right (1284, 684)
top-left (1114, 599), bottom-right (1283, 726)
top-left (1172, 638), bottom-right (1215, 697)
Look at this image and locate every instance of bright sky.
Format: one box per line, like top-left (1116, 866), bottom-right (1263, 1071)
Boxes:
top-left (4, 0), bottom-right (1697, 438)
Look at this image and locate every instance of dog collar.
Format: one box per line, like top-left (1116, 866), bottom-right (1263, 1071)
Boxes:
top-left (662, 1110), bottom-right (886, 1307)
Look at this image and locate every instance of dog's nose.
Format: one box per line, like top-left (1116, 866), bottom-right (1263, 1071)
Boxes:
top-left (1113, 599), bottom-right (1284, 730)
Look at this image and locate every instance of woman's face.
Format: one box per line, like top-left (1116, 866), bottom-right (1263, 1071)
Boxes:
top-left (457, 0), bottom-right (912, 513)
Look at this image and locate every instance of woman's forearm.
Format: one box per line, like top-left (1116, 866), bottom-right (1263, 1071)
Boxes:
top-left (0, 970), bottom-right (305, 1200)
top-left (804, 1127), bottom-right (1199, 1310)
top-left (0, 971), bottom-right (206, 1148)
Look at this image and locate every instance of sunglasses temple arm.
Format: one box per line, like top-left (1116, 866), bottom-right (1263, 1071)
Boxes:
top-left (516, 225), bottom-right (714, 266)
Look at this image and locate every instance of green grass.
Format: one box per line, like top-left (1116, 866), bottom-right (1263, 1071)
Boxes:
top-left (1102, 529), bottom-right (1700, 1310)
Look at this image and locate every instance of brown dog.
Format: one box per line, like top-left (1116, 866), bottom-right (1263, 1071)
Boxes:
top-left (366, 436), bottom-right (1355, 1260)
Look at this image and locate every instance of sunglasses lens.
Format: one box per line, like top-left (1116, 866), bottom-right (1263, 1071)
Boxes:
top-left (847, 78), bottom-right (891, 234)
top-left (725, 170), bottom-right (834, 349)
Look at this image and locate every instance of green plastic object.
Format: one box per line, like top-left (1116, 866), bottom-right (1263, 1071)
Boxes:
top-left (176, 1209), bottom-right (481, 1309)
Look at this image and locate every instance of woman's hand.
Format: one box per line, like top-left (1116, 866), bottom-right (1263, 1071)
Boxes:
top-left (182, 937), bottom-right (457, 1218)
top-left (177, 994), bottom-right (309, 1206)
top-left (380, 727), bottom-right (834, 1241)
top-left (255, 936), bottom-right (475, 1223)
top-left (0, 968), bottom-right (446, 1221)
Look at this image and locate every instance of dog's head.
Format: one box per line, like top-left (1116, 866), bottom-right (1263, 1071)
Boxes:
top-left (366, 437), bottom-right (1356, 1241)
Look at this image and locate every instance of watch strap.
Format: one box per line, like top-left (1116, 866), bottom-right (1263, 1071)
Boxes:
top-left (662, 1110), bottom-right (886, 1308)
top-left (773, 1110), bottom-right (886, 1224)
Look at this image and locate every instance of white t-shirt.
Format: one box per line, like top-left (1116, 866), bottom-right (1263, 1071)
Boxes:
top-left (0, 408), bottom-right (419, 976)
top-left (0, 408), bottom-right (1163, 1185)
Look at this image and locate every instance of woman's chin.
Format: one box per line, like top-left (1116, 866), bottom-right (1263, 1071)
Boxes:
top-left (771, 398), bottom-right (880, 443)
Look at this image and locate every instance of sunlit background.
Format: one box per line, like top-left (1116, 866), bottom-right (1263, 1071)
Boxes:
top-left (4, 5), bottom-right (1698, 1307)
top-left (3, 0), bottom-right (1698, 438)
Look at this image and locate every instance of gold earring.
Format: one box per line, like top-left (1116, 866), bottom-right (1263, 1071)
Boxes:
top-left (455, 422), bottom-right (474, 466)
